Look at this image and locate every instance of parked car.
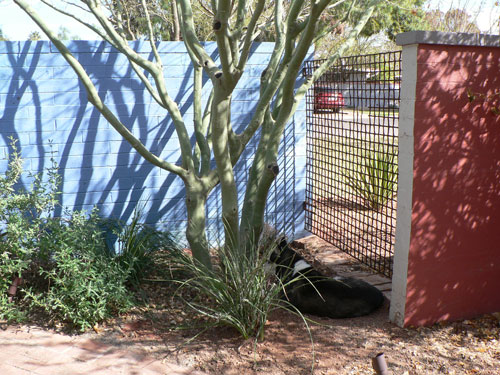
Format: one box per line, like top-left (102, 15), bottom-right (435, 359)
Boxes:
top-left (313, 86), bottom-right (345, 113)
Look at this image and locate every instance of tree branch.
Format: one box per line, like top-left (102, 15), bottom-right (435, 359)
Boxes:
top-left (177, 0), bottom-right (220, 80)
top-left (41, 1), bottom-right (165, 108)
top-left (214, 0), bottom-right (235, 87)
top-left (243, 0), bottom-right (382, 243)
top-left (40, 0), bottom-right (111, 41)
top-left (313, 0), bottom-right (354, 44)
top-left (192, 63), bottom-right (212, 176)
top-left (235, 0), bottom-right (266, 74)
top-left (83, 0), bottom-right (195, 172)
top-left (235, 0), bottom-right (291, 156)
top-left (102, 0), bottom-right (135, 39)
top-left (140, 0), bottom-right (162, 62)
top-left (170, 0), bottom-right (181, 40)
top-left (13, 0), bottom-right (188, 178)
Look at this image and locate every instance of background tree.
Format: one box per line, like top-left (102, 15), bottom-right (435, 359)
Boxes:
top-left (57, 26), bottom-right (81, 40)
top-left (314, 1), bottom-right (485, 58)
top-left (101, 0), bottom-right (217, 41)
top-left (423, 8), bottom-right (481, 33)
top-left (0, 27), bottom-right (7, 41)
top-left (107, 0), bottom-right (425, 52)
top-left (359, 0), bottom-right (427, 39)
top-left (14, 0), bottom-right (382, 269)
top-left (315, 0), bottom-right (427, 56)
top-left (102, 0), bottom-right (177, 40)
top-left (28, 31), bottom-right (42, 41)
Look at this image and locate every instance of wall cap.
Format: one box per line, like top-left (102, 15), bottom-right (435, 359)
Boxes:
top-left (396, 30), bottom-right (500, 47)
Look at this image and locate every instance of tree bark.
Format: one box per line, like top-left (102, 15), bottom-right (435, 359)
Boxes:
top-left (171, 0), bottom-right (181, 41)
top-left (211, 87), bottom-right (239, 252)
top-left (185, 183), bottom-right (212, 270)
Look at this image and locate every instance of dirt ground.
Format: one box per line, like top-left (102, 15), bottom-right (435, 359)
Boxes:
top-left (85, 236), bottom-right (500, 375)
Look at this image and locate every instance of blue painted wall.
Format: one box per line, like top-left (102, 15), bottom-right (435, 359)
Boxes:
top-left (0, 40), bottom-right (307, 242)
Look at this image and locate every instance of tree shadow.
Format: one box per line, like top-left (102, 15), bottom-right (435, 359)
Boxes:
top-left (403, 44), bottom-right (500, 325)
top-left (0, 40), bottom-right (303, 243)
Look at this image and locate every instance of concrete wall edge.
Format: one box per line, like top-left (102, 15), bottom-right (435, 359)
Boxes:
top-left (396, 30), bottom-right (500, 47)
top-left (389, 44), bottom-right (417, 327)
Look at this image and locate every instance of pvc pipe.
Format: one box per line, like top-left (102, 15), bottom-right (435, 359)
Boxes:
top-left (372, 352), bottom-right (389, 375)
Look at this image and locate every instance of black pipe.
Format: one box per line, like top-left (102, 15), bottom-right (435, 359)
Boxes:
top-left (372, 352), bottom-right (389, 375)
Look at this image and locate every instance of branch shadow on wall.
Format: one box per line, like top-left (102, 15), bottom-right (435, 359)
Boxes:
top-left (1, 42), bottom-right (45, 171)
top-left (1, 40), bottom-right (285, 243)
top-left (1, 40), bottom-right (197, 236)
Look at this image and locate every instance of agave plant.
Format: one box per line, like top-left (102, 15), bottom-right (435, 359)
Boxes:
top-left (344, 150), bottom-right (398, 211)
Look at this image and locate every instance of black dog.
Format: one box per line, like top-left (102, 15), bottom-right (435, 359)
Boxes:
top-left (270, 239), bottom-right (384, 319)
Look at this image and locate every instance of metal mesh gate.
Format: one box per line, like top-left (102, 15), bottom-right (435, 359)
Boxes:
top-left (303, 51), bottom-right (401, 278)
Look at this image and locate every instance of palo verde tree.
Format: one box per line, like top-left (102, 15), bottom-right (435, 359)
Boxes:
top-left (15, 0), bottom-right (382, 270)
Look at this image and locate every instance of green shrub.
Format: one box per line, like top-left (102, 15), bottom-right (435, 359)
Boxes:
top-left (25, 210), bottom-right (133, 331)
top-left (0, 141), bottom-right (134, 330)
top-left (0, 140), bottom-right (60, 322)
top-left (344, 149), bottom-right (398, 210)
top-left (0, 294), bottom-right (26, 323)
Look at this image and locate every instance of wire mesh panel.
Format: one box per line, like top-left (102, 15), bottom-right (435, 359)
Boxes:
top-left (265, 118), bottom-right (297, 237)
top-left (303, 51), bottom-right (401, 278)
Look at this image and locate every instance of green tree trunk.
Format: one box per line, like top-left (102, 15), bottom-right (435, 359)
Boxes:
top-left (14, 0), bottom-right (382, 271)
top-left (211, 88), bottom-right (240, 252)
top-left (185, 183), bottom-right (212, 270)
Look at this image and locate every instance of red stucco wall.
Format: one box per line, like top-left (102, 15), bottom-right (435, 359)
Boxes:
top-left (404, 44), bottom-right (500, 326)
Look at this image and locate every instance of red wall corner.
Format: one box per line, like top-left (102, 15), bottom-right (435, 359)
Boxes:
top-left (404, 44), bottom-right (500, 326)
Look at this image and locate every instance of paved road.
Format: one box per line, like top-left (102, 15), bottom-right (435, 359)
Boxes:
top-left (311, 109), bottom-right (399, 138)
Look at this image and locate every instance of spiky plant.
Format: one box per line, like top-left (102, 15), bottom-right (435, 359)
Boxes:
top-left (344, 150), bottom-right (398, 211)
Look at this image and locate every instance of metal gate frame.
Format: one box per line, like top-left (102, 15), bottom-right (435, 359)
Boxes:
top-left (303, 51), bottom-right (401, 278)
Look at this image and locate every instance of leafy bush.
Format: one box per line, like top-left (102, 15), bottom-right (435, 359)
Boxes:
top-left (0, 294), bottom-right (26, 323)
top-left (0, 141), bottom-right (135, 330)
top-left (25, 210), bottom-right (133, 331)
top-left (344, 149), bottom-right (398, 210)
top-left (0, 140), bottom-right (60, 323)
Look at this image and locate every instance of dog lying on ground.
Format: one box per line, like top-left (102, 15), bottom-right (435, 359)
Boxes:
top-left (270, 239), bottom-right (384, 319)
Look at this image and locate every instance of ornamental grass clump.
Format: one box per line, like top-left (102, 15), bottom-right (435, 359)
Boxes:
top-left (169, 242), bottom-right (282, 341)
top-left (101, 208), bottom-right (179, 287)
top-left (344, 150), bottom-right (398, 211)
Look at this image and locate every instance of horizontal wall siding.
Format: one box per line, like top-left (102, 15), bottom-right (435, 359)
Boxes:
top-left (0, 40), bottom-right (306, 242)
